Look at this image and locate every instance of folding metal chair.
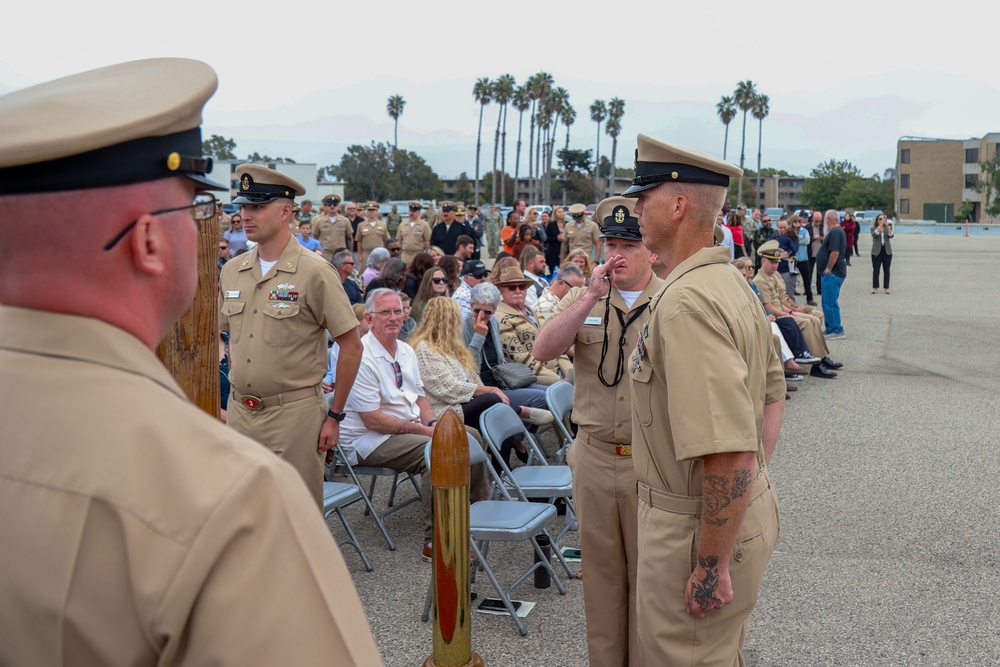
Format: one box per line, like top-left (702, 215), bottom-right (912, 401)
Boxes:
top-left (419, 435), bottom-right (566, 636)
top-left (322, 481), bottom-right (373, 572)
top-left (324, 394), bottom-right (423, 551)
top-left (479, 403), bottom-right (578, 573)
top-left (545, 381), bottom-right (575, 464)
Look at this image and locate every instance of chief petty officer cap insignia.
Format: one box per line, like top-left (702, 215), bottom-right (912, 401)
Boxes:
top-left (595, 196), bottom-right (642, 241)
top-left (0, 58), bottom-right (225, 195)
top-left (231, 164), bottom-right (306, 205)
top-left (621, 133), bottom-right (742, 197)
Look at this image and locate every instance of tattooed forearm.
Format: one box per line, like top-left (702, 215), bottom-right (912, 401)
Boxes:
top-left (702, 469), bottom-right (753, 525)
top-left (692, 555), bottom-right (723, 612)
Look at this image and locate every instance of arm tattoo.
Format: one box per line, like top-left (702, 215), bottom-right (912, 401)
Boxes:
top-left (693, 555), bottom-right (723, 612)
top-left (703, 469), bottom-right (753, 526)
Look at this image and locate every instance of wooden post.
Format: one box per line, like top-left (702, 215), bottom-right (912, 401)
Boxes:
top-left (423, 410), bottom-right (484, 667)
top-left (157, 213), bottom-right (220, 417)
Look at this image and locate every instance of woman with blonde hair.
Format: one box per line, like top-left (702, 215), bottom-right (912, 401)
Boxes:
top-left (409, 297), bottom-right (507, 428)
top-left (566, 249), bottom-right (594, 282)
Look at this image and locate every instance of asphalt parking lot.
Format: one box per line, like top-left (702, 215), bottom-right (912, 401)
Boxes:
top-left (327, 231), bottom-right (1000, 667)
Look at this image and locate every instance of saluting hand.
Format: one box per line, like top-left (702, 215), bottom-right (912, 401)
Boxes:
top-left (588, 255), bottom-right (626, 299)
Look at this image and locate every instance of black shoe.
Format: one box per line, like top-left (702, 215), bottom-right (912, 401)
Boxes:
top-left (821, 357), bottom-right (843, 370)
top-left (810, 365), bottom-right (838, 379)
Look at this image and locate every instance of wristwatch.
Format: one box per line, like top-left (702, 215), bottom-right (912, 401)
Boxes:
top-left (327, 409), bottom-right (347, 421)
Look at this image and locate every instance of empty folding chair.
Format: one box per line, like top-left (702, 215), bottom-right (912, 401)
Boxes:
top-left (322, 481), bottom-right (373, 572)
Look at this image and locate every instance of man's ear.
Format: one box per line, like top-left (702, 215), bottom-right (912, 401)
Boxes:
top-left (129, 215), bottom-right (168, 277)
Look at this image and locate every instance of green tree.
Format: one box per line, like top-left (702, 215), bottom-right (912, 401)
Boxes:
top-left (976, 156), bottom-right (1000, 219)
top-left (558, 172), bottom-right (599, 204)
top-left (386, 94), bottom-right (405, 150)
top-left (605, 97), bottom-right (625, 198)
top-left (557, 148), bottom-right (593, 175)
top-left (512, 85), bottom-right (531, 199)
top-left (838, 174), bottom-right (893, 211)
top-left (590, 99), bottom-right (607, 196)
top-left (454, 171), bottom-right (474, 204)
top-left (333, 142), bottom-right (442, 202)
top-left (752, 93), bottom-right (769, 200)
top-left (245, 152), bottom-right (296, 164)
top-left (733, 79), bottom-right (757, 205)
top-left (799, 159), bottom-right (863, 210)
top-left (716, 96), bottom-right (736, 160)
top-left (727, 176), bottom-right (757, 209)
top-left (482, 171), bottom-right (516, 206)
top-left (203, 134), bottom-right (236, 160)
top-left (472, 77), bottom-right (492, 207)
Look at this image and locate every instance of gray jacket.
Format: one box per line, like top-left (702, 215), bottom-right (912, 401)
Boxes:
top-left (870, 223), bottom-right (893, 256)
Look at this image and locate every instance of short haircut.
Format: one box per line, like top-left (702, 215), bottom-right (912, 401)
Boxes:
top-left (301, 199), bottom-right (312, 206)
top-left (298, 220), bottom-right (311, 229)
top-left (384, 239), bottom-right (401, 248)
top-left (366, 247), bottom-right (391, 268)
top-left (365, 288), bottom-right (401, 313)
top-left (331, 249), bottom-right (354, 268)
top-left (456, 235), bottom-right (474, 247)
top-left (520, 245), bottom-right (542, 270)
top-left (556, 262), bottom-right (584, 282)
top-left (469, 282), bottom-right (501, 309)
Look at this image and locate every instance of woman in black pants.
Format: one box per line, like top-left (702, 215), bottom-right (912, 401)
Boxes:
top-left (870, 214), bottom-right (894, 294)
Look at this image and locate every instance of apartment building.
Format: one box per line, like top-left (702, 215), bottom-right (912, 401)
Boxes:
top-left (896, 133), bottom-right (1000, 222)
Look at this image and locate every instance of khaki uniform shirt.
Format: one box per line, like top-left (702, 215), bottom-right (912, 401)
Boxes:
top-left (220, 235), bottom-right (357, 398)
top-left (753, 270), bottom-right (793, 312)
top-left (313, 212), bottom-right (352, 260)
top-left (0, 307), bottom-right (383, 667)
top-left (355, 220), bottom-right (390, 265)
top-left (555, 276), bottom-right (663, 444)
top-left (397, 218), bottom-right (432, 265)
top-left (565, 219), bottom-right (602, 258)
top-left (630, 246), bottom-right (785, 497)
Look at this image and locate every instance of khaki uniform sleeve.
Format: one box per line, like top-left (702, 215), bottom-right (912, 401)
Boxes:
top-left (552, 285), bottom-right (586, 317)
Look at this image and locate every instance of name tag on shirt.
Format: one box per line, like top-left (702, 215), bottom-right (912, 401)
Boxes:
top-left (224, 291), bottom-right (240, 299)
top-left (584, 316), bottom-right (602, 326)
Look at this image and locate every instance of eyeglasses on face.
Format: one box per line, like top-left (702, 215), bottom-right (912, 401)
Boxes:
top-left (373, 308), bottom-right (404, 317)
top-left (472, 308), bottom-right (494, 316)
top-left (104, 193), bottom-right (217, 251)
top-left (502, 284), bottom-right (527, 292)
top-left (431, 277), bottom-right (448, 285)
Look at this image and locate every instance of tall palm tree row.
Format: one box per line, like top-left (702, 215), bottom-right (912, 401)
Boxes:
top-left (590, 100), bottom-right (607, 196)
top-left (752, 93), bottom-right (770, 201)
top-left (386, 95), bottom-right (405, 151)
top-left (733, 79), bottom-right (757, 206)
top-left (716, 95), bottom-right (736, 160)
top-left (605, 97), bottom-right (625, 198)
top-left (490, 74), bottom-right (515, 206)
top-left (512, 85), bottom-right (530, 203)
top-left (472, 77), bottom-right (492, 207)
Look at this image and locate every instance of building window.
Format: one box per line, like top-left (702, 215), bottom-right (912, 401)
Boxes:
top-left (966, 173), bottom-right (979, 188)
top-left (966, 148), bottom-right (980, 163)
top-left (900, 174), bottom-right (910, 189)
top-left (900, 149), bottom-right (910, 164)
top-left (900, 199), bottom-right (910, 214)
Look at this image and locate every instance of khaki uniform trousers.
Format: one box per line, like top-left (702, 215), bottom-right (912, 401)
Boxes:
top-left (790, 310), bottom-right (829, 358)
top-left (567, 432), bottom-right (639, 667)
top-left (358, 428), bottom-right (489, 543)
top-left (229, 387), bottom-right (328, 508)
top-left (635, 471), bottom-right (779, 667)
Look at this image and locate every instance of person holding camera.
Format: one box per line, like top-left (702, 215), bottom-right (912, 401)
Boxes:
top-left (871, 213), bottom-right (894, 294)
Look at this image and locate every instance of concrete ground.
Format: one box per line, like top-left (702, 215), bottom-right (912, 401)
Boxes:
top-left (326, 232), bottom-right (1000, 666)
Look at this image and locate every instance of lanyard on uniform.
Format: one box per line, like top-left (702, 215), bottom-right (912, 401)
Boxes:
top-left (598, 296), bottom-right (648, 388)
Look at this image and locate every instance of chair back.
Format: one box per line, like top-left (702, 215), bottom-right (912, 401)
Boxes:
top-left (545, 381), bottom-right (574, 444)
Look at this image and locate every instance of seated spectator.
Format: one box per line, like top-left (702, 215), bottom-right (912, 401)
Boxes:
top-left (520, 245), bottom-right (549, 310)
top-left (324, 303), bottom-right (370, 394)
top-left (534, 262), bottom-right (586, 324)
top-left (340, 289), bottom-right (491, 561)
top-left (412, 267), bottom-right (450, 323)
top-left (410, 297), bottom-right (506, 428)
top-left (404, 252), bottom-right (435, 300)
top-left (296, 220), bottom-right (323, 253)
top-left (428, 246), bottom-right (444, 266)
top-left (755, 241), bottom-right (841, 379)
top-left (453, 235), bottom-right (475, 262)
top-left (566, 249), bottom-right (594, 282)
top-left (494, 265), bottom-right (573, 385)
top-left (512, 224), bottom-right (542, 260)
top-left (332, 249), bottom-right (363, 305)
top-left (365, 257), bottom-right (407, 294)
top-left (438, 254), bottom-right (461, 293)
top-left (398, 293), bottom-right (417, 342)
top-left (384, 239), bottom-right (403, 262)
top-left (463, 282), bottom-right (555, 466)
top-left (362, 247), bottom-right (390, 287)
top-left (453, 259), bottom-right (491, 313)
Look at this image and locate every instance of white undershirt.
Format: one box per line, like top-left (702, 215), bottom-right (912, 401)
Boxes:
top-left (618, 289), bottom-right (642, 309)
top-left (259, 258), bottom-right (278, 276)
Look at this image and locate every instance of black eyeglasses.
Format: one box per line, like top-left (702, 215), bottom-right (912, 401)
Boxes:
top-left (104, 194), bottom-right (217, 251)
top-left (432, 277), bottom-right (448, 285)
top-left (390, 360), bottom-right (403, 389)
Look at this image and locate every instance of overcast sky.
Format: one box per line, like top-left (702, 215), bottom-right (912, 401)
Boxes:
top-left (3, 0), bottom-right (996, 184)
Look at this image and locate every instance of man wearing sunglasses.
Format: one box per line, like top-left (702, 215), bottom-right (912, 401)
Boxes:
top-left (221, 164), bottom-right (363, 510)
top-left (0, 59), bottom-right (381, 666)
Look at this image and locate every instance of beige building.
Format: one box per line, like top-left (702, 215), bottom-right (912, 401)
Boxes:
top-left (896, 134), bottom-right (1000, 222)
top-left (748, 175), bottom-right (806, 212)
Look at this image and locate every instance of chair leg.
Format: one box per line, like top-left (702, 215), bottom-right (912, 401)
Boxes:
top-left (350, 472), bottom-right (395, 551)
top-left (334, 507), bottom-right (373, 572)
top-left (547, 525), bottom-right (576, 579)
top-left (421, 575), bottom-right (433, 622)
top-left (472, 539), bottom-right (529, 636)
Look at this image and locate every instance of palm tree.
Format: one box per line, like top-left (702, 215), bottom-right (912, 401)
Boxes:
top-left (752, 93), bottom-right (770, 206)
top-left (530, 72), bottom-right (554, 202)
top-left (563, 104), bottom-right (576, 151)
top-left (590, 100), bottom-right (607, 196)
top-left (605, 97), bottom-right (625, 198)
top-left (734, 79), bottom-right (757, 206)
top-left (472, 77), bottom-right (492, 207)
top-left (489, 74), bottom-right (515, 206)
top-left (546, 87), bottom-right (570, 201)
top-left (716, 95), bottom-right (736, 160)
top-left (386, 94), bottom-right (405, 150)
top-left (512, 85), bottom-right (530, 204)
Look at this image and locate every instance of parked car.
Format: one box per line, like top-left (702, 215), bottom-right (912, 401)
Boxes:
top-left (854, 210), bottom-right (884, 222)
top-left (764, 207), bottom-right (785, 220)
